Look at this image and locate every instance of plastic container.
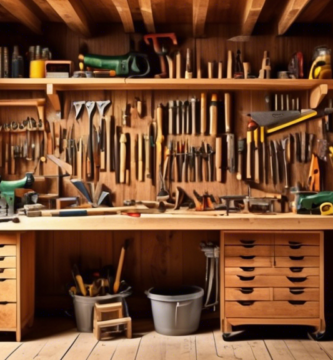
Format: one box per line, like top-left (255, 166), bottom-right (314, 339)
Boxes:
top-left (72, 292), bottom-right (130, 332)
top-left (147, 286), bottom-right (204, 335)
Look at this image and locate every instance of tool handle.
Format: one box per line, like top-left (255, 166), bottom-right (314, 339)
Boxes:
top-left (200, 93), bottom-right (207, 135)
top-left (283, 153), bottom-right (289, 189)
top-left (191, 99), bottom-right (196, 135)
top-left (227, 50), bottom-right (232, 79)
top-left (237, 150), bottom-right (243, 181)
top-left (218, 61), bottom-right (223, 79)
top-left (120, 134), bottom-right (127, 183)
top-left (145, 136), bottom-right (151, 179)
top-left (100, 150), bottom-right (105, 171)
top-left (224, 93), bottom-right (231, 133)
top-left (4, 143), bottom-right (8, 175)
top-left (208, 62), bottom-right (214, 79)
top-left (168, 103), bottom-right (174, 135)
top-left (77, 142), bottom-right (82, 180)
top-left (246, 132), bottom-right (252, 179)
top-left (10, 145), bottom-right (15, 175)
top-left (209, 94), bottom-right (218, 136)
top-left (138, 134), bottom-right (143, 181)
top-left (113, 247), bottom-right (126, 294)
top-left (243, 62), bottom-right (250, 79)
top-left (216, 137), bottom-right (222, 182)
top-left (176, 51), bottom-right (181, 79)
top-left (166, 55), bottom-right (174, 79)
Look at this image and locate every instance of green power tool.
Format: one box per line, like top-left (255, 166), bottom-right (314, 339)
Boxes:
top-left (78, 52), bottom-right (151, 78)
top-left (0, 173), bottom-right (34, 216)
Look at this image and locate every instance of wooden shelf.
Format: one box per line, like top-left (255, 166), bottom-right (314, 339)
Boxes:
top-left (0, 78), bottom-right (332, 92)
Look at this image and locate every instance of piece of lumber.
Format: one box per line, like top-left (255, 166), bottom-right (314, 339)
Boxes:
top-left (45, 0), bottom-right (92, 37)
top-left (278, 0), bottom-right (312, 35)
top-left (193, 0), bottom-right (209, 37)
top-left (0, 0), bottom-right (42, 34)
top-left (111, 0), bottom-right (135, 33)
top-left (242, 0), bottom-right (266, 35)
top-left (310, 84), bottom-right (328, 109)
top-left (138, 0), bottom-right (155, 33)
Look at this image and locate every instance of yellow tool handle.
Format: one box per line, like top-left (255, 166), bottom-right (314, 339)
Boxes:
top-left (320, 202), bottom-right (333, 216)
top-left (253, 128), bottom-right (259, 147)
top-left (76, 275), bottom-right (87, 296)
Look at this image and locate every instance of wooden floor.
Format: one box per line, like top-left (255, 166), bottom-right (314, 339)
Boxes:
top-left (1, 318), bottom-right (333, 360)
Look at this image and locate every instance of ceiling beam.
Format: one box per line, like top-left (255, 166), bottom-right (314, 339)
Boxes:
top-left (193, 0), bottom-right (210, 37)
top-left (111, 0), bottom-right (135, 33)
top-left (139, 0), bottom-right (155, 33)
top-left (31, 0), bottom-right (62, 22)
top-left (45, 0), bottom-right (92, 37)
top-left (242, 0), bottom-right (266, 35)
top-left (0, 0), bottom-right (42, 34)
top-left (278, 0), bottom-right (311, 35)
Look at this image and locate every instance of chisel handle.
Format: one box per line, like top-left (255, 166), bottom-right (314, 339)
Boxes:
top-left (10, 145), bottom-right (15, 175)
top-left (224, 93), bottom-right (231, 133)
top-left (138, 134), bottom-right (143, 182)
top-left (218, 61), bottom-right (223, 79)
top-left (227, 50), bottom-right (232, 79)
top-left (215, 137), bottom-right (222, 182)
top-left (237, 150), bottom-right (243, 181)
top-left (120, 134), bottom-right (127, 184)
top-left (176, 51), bottom-right (181, 79)
top-left (209, 94), bottom-right (218, 136)
top-left (200, 93), bottom-right (207, 135)
top-left (246, 131), bottom-right (252, 179)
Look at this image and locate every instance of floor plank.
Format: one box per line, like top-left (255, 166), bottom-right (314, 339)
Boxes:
top-left (232, 341), bottom-right (256, 360)
top-left (62, 333), bottom-right (98, 360)
top-left (87, 339), bottom-right (122, 360)
top-left (7, 340), bottom-right (48, 360)
top-left (213, 331), bottom-right (237, 359)
top-left (112, 337), bottom-right (141, 360)
top-left (0, 343), bottom-right (22, 360)
top-left (248, 340), bottom-right (272, 360)
top-left (265, 340), bottom-right (295, 360)
top-left (135, 332), bottom-right (167, 360)
top-left (301, 340), bottom-right (331, 360)
top-left (196, 332), bottom-right (222, 360)
top-left (318, 341), bottom-right (333, 359)
top-left (33, 332), bottom-right (79, 360)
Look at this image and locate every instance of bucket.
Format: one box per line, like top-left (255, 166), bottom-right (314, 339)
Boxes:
top-left (147, 286), bottom-right (204, 335)
top-left (72, 292), bottom-right (130, 332)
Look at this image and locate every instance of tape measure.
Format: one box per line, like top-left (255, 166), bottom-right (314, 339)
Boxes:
top-left (320, 202), bottom-right (333, 215)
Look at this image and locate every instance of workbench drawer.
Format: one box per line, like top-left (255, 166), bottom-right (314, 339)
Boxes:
top-left (275, 233), bottom-right (320, 246)
top-left (225, 257), bottom-right (272, 268)
top-left (275, 257), bottom-right (320, 267)
top-left (225, 267), bottom-right (319, 276)
top-left (225, 301), bottom-right (319, 318)
top-left (0, 233), bottom-right (17, 245)
top-left (224, 233), bottom-right (273, 246)
top-left (0, 303), bottom-right (16, 329)
top-left (0, 245), bottom-right (16, 257)
top-left (225, 288), bottom-right (271, 301)
top-left (273, 288), bottom-right (319, 301)
top-left (0, 257), bottom-right (16, 268)
top-left (225, 246), bottom-right (273, 257)
top-left (0, 280), bottom-right (16, 302)
top-left (0, 269), bottom-right (16, 279)
top-left (225, 275), bottom-right (319, 288)
top-left (275, 246), bottom-right (319, 257)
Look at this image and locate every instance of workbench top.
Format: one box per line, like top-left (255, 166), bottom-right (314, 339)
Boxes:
top-left (1, 213), bottom-right (333, 231)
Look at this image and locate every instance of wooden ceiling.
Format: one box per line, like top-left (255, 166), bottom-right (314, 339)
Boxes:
top-left (0, 0), bottom-right (331, 38)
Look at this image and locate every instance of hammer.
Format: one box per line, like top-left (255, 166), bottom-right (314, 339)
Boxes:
top-left (144, 33), bottom-right (177, 78)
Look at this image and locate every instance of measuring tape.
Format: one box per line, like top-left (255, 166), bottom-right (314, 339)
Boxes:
top-left (320, 202), bottom-right (333, 215)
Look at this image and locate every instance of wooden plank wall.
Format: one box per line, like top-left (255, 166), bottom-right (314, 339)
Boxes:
top-left (0, 22), bottom-right (333, 313)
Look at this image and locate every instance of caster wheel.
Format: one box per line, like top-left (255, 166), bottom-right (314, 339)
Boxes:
top-left (223, 333), bottom-right (231, 340)
top-left (308, 331), bottom-right (326, 341)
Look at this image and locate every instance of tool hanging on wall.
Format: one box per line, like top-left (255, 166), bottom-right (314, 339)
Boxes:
top-left (185, 48), bottom-right (192, 79)
top-left (309, 45), bottom-right (332, 79)
top-left (97, 100), bottom-right (111, 172)
top-left (258, 51), bottom-right (271, 79)
top-left (85, 101), bottom-right (96, 180)
top-left (236, 138), bottom-right (245, 181)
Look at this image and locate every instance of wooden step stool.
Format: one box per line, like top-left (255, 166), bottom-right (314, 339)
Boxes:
top-left (93, 302), bottom-right (132, 340)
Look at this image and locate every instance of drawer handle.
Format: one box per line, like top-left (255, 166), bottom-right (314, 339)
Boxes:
top-left (288, 300), bottom-right (306, 305)
top-left (240, 267), bottom-right (255, 272)
top-left (0, 302), bottom-right (9, 305)
top-left (287, 276), bottom-right (307, 283)
top-left (237, 301), bottom-right (255, 306)
top-left (0, 279), bottom-right (6, 282)
top-left (240, 256), bottom-right (255, 260)
top-left (290, 267), bottom-right (304, 273)
top-left (0, 269), bottom-right (4, 273)
top-left (240, 240), bottom-right (255, 245)
top-left (289, 288), bottom-right (305, 295)
top-left (0, 257), bottom-right (4, 261)
top-left (237, 275), bottom-right (255, 281)
top-left (289, 256), bottom-right (304, 261)
top-left (243, 245), bottom-right (255, 249)
top-left (289, 245), bottom-right (302, 250)
top-left (240, 288), bottom-right (254, 294)
top-left (289, 241), bottom-right (301, 245)
top-left (0, 245), bottom-right (4, 248)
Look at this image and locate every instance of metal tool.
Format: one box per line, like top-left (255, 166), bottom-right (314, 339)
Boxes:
top-left (168, 100), bottom-right (174, 135)
top-left (85, 101), bottom-right (96, 179)
top-left (97, 100), bottom-right (111, 171)
top-left (273, 140), bottom-right (280, 184)
top-left (185, 48), bottom-right (192, 79)
top-left (281, 137), bottom-right (289, 189)
top-left (215, 137), bottom-right (222, 182)
top-left (191, 97), bottom-right (197, 135)
top-left (253, 128), bottom-right (259, 183)
top-left (226, 134), bottom-right (235, 174)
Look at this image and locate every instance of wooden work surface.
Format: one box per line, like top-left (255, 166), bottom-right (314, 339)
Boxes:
top-left (1, 213), bottom-right (333, 231)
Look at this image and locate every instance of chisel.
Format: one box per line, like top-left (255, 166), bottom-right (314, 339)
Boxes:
top-left (138, 133), bottom-right (144, 182)
top-left (156, 105), bottom-right (164, 184)
top-left (269, 140), bottom-right (275, 185)
top-left (168, 101), bottom-right (174, 135)
top-left (119, 133), bottom-right (127, 184)
top-left (209, 94), bottom-right (218, 136)
top-left (100, 118), bottom-right (106, 171)
top-left (224, 93), bottom-right (231, 133)
top-left (77, 138), bottom-right (83, 179)
top-left (260, 127), bottom-right (267, 184)
top-left (191, 97), bottom-right (197, 135)
top-left (227, 134), bottom-right (235, 173)
top-left (185, 48), bottom-right (192, 79)
top-left (86, 101), bottom-right (96, 180)
top-left (253, 128), bottom-right (259, 183)
top-left (246, 125), bottom-right (252, 179)
top-left (236, 139), bottom-right (245, 181)
top-left (176, 100), bottom-right (181, 135)
top-left (273, 140), bottom-right (280, 184)
top-left (281, 137), bottom-right (289, 189)
top-left (144, 134), bottom-right (151, 179)
top-left (301, 131), bottom-right (306, 163)
top-left (176, 51), bottom-right (181, 79)
top-left (200, 93), bottom-right (207, 135)
top-left (227, 50), bottom-right (232, 79)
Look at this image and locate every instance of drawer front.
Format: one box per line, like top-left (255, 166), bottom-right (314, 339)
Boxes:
top-left (225, 257), bottom-right (272, 268)
top-left (0, 280), bottom-right (16, 302)
top-left (225, 301), bottom-right (319, 318)
top-left (275, 257), bottom-right (319, 268)
top-left (224, 233), bottom-right (273, 246)
top-left (0, 245), bottom-right (16, 257)
top-left (225, 267), bottom-right (319, 277)
top-left (275, 233), bottom-right (320, 246)
top-left (225, 288), bottom-right (271, 301)
top-left (275, 246), bottom-right (319, 257)
top-left (0, 257), bottom-right (16, 268)
top-left (0, 269), bottom-right (16, 279)
top-left (273, 288), bottom-right (319, 301)
top-left (225, 246), bottom-right (273, 257)
top-left (225, 275), bottom-right (319, 288)
top-left (0, 233), bottom-right (17, 245)
top-left (0, 303), bottom-right (16, 329)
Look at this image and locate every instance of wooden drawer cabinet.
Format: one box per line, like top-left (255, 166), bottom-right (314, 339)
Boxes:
top-left (0, 232), bottom-right (35, 341)
top-left (221, 231), bottom-right (325, 334)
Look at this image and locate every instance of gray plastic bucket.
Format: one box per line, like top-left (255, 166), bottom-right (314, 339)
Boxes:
top-left (147, 286), bottom-right (204, 335)
top-left (72, 293), bottom-right (130, 332)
